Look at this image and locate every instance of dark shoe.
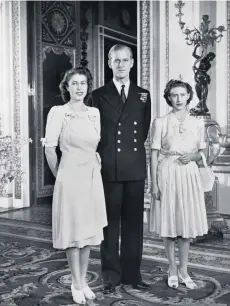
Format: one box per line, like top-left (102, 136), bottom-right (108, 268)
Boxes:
top-left (102, 283), bottom-right (116, 294)
top-left (132, 281), bottom-right (150, 290)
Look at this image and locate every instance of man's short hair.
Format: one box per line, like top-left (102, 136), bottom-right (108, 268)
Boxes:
top-left (108, 44), bottom-right (133, 61)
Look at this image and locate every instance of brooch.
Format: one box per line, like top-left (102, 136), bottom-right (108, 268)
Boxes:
top-left (138, 92), bottom-right (148, 103)
top-left (65, 112), bottom-right (76, 119)
top-left (64, 112), bottom-right (77, 123)
top-left (178, 124), bottom-right (187, 134)
top-left (88, 115), bottom-right (97, 122)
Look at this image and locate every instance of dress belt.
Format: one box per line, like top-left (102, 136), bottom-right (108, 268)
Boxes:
top-left (160, 150), bottom-right (183, 157)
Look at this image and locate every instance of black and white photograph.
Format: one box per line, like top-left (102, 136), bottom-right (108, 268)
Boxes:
top-left (0, 0), bottom-right (230, 305)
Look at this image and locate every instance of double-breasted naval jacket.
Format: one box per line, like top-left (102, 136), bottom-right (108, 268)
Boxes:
top-left (92, 80), bottom-right (151, 181)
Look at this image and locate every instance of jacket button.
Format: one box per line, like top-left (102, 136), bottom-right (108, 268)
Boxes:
top-left (118, 123), bottom-right (121, 126)
top-left (134, 139), bottom-right (137, 142)
top-left (117, 140), bottom-right (121, 143)
top-left (134, 148), bottom-right (137, 151)
top-left (134, 121), bottom-right (137, 125)
top-left (117, 148), bottom-right (121, 152)
top-left (118, 131), bottom-right (121, 135)
top-left (134, 130), bottom-right (137, 134)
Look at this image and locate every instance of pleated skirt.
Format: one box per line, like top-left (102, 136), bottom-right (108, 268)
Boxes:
top-left (154, 156), bottom-right (208, 238)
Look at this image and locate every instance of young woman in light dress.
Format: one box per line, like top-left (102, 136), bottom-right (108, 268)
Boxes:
top-left (150, 79), bottom-right (208, 290)
top-left (43, 67), bottom-right (107, 304)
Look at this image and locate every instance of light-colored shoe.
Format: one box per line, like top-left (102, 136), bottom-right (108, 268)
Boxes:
top-left (167, 271), bottom-right (178, 288)
top-left (71, 284), bottom-right (86, 304)
top-left (82, 285), bottom-right (96, 300)
top-left (178, 270), bottom-right (197, 289)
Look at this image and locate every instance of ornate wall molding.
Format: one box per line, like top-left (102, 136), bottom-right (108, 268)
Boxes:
top-left (80, 2), bottom-right (89, 67)
top-left (42, 45), bottom-right (76, 66)
top-left (41, 1), bottom-right (77, 47)
top-left (139, 0), bottom-right (150, 90)
top-left (138, 0), bottom-right (170, 207)
top-left (138, 0), bottom-right (151, 200)
top-left (35, 1), bottom-right (50, 197)
top-left (12, 1), bottom-right (21, 199)
top-left (34, 1), bottom-right (81, 198)
top-left (158, 0), bottom-right (170, 116)
top-left (227, 0), bottom-right (230, 135)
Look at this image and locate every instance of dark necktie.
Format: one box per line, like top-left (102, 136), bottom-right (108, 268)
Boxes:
top-left (120, 85), bottom-right (126, 103)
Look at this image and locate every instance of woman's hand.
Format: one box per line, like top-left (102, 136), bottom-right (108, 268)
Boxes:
top-left (152, 185), bottom-right (161, 201)
top-left (178, 153), bottom-right (192, 165)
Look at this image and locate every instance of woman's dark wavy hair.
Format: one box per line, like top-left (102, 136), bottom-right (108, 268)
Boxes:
top-left (59, 66), bottom-right (93, 105)
top-left (163, 79), bottom-right (194, 106)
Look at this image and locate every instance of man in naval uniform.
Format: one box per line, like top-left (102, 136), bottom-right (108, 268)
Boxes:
top-left (92, 44), bottom-right (151, 294)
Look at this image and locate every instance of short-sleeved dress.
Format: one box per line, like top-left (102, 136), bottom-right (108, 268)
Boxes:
top-left (150, 112), bottom-right (208, 238)
top-left (44, 103), bottom-right (107, 249)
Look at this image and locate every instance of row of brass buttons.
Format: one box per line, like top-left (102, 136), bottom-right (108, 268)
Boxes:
top-left (118, 121), bottom-right (137, 126)
top-left (117, 148), bottom-right (138, 152)
top-left (117, 121), bottom-right (138, 152)
top-left (117, 134), bottom-right (138, 152)
top-left (118, 131), bottom-right (137, 134)
top-left (117, 139), bottom-right (137, 143)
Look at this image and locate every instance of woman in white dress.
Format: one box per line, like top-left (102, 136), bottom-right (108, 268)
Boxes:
top-left (43, 67), bottom-right (107, 304)
top-left (150, 80), bottom-right (208, 290)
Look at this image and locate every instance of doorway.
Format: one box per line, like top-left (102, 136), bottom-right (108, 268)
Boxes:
top-left (27, 1), bottom-right (81, 205)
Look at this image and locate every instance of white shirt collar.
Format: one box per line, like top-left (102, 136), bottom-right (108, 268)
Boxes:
top-left (113, 78), bottom-right (130, 98)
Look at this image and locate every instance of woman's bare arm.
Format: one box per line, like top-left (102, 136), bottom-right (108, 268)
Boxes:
top-left (45, 147), bottom-right (59, 177)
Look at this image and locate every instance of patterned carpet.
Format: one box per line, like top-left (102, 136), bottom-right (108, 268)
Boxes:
top-left (0, 235), bottom-right (230, 306)
top-left (0, 206), bottom-right (230, 305)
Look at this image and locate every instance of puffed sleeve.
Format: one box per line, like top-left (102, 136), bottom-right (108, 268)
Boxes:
top-left (43, 106), bottom-right (64, 147)
top-left (198, 120), bottom-right (206, 150)
top-left (150, 118), bottom-right (162, 150)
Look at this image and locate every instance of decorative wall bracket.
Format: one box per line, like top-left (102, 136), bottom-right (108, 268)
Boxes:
top-left (175, 0), bottom-right (230, 116)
